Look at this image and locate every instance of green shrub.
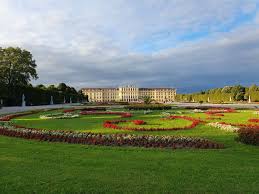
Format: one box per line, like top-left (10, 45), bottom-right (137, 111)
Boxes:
top-left (127, 104), bottom-right (172, 110)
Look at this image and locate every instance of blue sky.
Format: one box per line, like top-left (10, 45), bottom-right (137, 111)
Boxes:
top-left (0, 0), bottom-right (259, 92)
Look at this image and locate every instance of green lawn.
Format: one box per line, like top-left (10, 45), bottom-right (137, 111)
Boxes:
top-left (1, 108), bottom-right (259, 193)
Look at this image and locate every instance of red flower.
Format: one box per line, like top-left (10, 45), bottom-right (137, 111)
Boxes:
top-left (248, 118), bottom-right (259, 123)
top-left (63, 109), bottom-right (75, 113)
top-left (133, 120), bottom-right (146, 125)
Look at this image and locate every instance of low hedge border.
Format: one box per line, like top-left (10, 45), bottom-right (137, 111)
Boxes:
top-left (127, 105), bottom-right (172, 110)
top-left (0, 125), bottom-right (224, 149)
top-left (80, 111), bottom-right (132, 118)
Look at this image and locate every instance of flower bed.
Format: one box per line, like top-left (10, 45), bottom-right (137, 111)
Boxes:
top-left (205, 108), bottom-right (236, 116)
top-left (237, 128), bottom-right (259, 146)
top-left (207, 122), bottom-right (239, 132)
top-left (133, 120), bottom-right (146, 125)
top-left (40, 113), bottom-right (79, 119)
top-left (248, 118), bottom-right (259, 123)
top-left (219, 122), bottom-right (259, 130)
top-left (63, 109), bottom-right (76, 113)
top-left (0, 125), bottom-right (224, 149)
top-left (103, 116), bottom-right (201, 131)
top-left (0, 111), bottom-right (39, 121)
top-left (80, 111), bottom-right (132, 118)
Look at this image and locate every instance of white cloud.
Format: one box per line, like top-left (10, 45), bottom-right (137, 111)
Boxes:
top-left (0, 0), bottom-right (259, 92)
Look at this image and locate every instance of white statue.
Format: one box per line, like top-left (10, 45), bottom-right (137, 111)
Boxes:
top-left (22, 94), bottom-right (26, 107)
top-left (50, 96), bottom-right (54, 105)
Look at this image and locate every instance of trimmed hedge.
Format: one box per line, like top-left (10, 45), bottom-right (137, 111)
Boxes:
top-left (127, 104), bottom-right (172, 110)
top-left (81, 107), bottom-right (107, 111)
top-left (237, 128), bottom-right (259, 146)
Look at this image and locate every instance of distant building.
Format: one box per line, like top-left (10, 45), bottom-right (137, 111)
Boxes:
top-left (81, 85), bottom-right (176, 103)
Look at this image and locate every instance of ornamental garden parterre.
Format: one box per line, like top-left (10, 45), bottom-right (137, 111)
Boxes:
top-left (0, 106), bottom-right (258, 148)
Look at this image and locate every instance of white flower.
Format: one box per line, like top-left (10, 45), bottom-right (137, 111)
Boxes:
top-left (207, 122), bottom-right (239, 132)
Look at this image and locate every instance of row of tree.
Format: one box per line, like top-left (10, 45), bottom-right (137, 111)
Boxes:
top-left (0, 47), bottom-right (85, 106)
top-left (176, 85), bottom-right (259, 103)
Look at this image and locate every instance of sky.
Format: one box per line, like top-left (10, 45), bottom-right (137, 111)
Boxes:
top-left (0, 0), bottom-right (259, 93)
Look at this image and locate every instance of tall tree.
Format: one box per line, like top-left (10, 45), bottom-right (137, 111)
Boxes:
top-left (0, 47), bottom-right (38, 105)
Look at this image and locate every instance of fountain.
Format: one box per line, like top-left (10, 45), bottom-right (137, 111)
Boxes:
top-left (64, 96), bottom-right (66, 104)
top-left (249, 95), bottom-right (251, 103)
top-left (70, 97), bottom-right (72, 104)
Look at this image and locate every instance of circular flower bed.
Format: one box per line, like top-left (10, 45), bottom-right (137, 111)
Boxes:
top-left (103, 115), bottom-right (201, 131)
top-left (80, 111), bottom-right (132, 118)
top-left (0, 124), bottom-right (224, 149)
top-left (40, 113), bottom-right (79, 119)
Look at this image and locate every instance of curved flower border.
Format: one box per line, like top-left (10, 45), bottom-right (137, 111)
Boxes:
top-left (103, 115), bottom-right (202, 131)
top-left (0, 111), bottom-right (40, 121)
top-left (0, 124), bottom-right (224, 149)
top-left (219, 122), bottom-right (259, 130)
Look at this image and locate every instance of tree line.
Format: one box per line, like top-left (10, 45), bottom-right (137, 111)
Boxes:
top-left (0, 47), bottom-right (85, 106)
top-left (176, 85), bottom-right (259, 103)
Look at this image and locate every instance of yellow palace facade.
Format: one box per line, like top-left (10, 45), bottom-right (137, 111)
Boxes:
top-left (81, 85), bottom-right (176, 103)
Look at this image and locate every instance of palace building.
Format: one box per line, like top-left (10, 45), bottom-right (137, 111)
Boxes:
top-left (81, 85), bottom-right (176, 103)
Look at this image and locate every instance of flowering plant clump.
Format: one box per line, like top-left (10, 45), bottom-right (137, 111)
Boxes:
top-left (121, 113), bottom-right (132, 118)
top-left (253, 111), bottom-right (259, 115)
top-left (205, 108), bottom-right (236, 117)
top-left (80, 111), bottom-right (132, 118)
top-left (248, 118), bottom-right (259, 123)
top-left (237, 128), bottom-right (259, 146)
top-left (193, 109), bottom-right (205, 113)
top-left (40, 113), bottom-right (79, 119)
top-left (207, 122), bottom-right (240, 132)
top-left (0, 124), bottom-right (224, 149)
top-left (63, 109), bottom-right (76, 113)
top-left (133, 120), bottom-right (146, 125)
top-left (219, 122), bottom-right (259, 130)
top-left (103, 115), bottom-right (201, 131)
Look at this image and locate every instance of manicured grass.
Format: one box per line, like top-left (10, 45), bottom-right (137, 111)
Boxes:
top-left (1, 108), bottom-right (259, 193)
top-left (0, 136), bottom-right (259, 194)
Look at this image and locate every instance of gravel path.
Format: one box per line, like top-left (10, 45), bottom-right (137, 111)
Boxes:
top-left (0, 104), bottom-right (80, 115)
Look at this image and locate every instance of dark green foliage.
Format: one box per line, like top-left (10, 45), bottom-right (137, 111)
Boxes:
top-left (140, 96), bottom-right (154, 104)
top-left (0, 47), bottom-right (86, 106)
top-left (176, 84), bottom-right (259, 103)
top-left (0, 47), bottom-right (38, 105)
top-left (127, 104), bottom-right (172, 110)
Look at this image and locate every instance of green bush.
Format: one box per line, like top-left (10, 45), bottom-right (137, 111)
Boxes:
top-left (127, 104), bottom-right (172, 110)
